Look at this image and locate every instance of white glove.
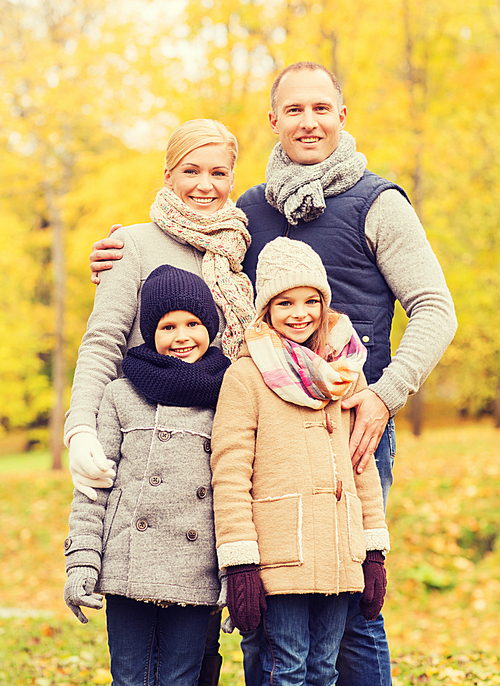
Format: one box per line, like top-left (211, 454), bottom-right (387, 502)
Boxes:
top-left (69, 433), bottom-right (116, 500)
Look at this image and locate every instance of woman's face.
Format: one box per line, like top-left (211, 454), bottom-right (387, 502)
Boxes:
top-left (164, 144), bottom-right (234, 215)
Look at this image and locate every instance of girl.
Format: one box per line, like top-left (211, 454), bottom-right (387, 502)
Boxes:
top-left (64, 265), bottom-right (231, 686)
top-left (210, 237), bottom-right (390, 685)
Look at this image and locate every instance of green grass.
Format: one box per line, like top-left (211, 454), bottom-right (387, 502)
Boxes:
top-left (0, 421), bottom-right (499, 685)
top-left (0, 614), bottom-right (245, 686)
top-left (0, 449), bottom-right (57, 473)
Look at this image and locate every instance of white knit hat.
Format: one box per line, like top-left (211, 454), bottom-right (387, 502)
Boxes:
top-left (254, 237), bottom-right (332, 315)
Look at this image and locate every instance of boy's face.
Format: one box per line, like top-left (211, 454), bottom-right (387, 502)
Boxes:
top-left (155, 311), bottom-right (210, 363)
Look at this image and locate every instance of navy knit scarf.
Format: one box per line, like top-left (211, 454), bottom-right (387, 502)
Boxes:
top-left (122, 345), bottom-right (231, 409)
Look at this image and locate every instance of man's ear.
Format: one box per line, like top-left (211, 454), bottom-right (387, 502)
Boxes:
top-left (339, 105), bottom-right (348, 130)
top-left (268, 110), bottom-right (279, 135)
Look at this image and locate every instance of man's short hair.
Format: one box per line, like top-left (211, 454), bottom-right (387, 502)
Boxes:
top-left (270, 62), bottom-right (343, 115)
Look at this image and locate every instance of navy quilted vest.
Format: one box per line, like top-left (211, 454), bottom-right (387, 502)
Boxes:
top-left (238, 171), bottom-right (410, 385)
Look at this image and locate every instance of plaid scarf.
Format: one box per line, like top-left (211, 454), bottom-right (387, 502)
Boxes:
top-left (245, 313), bottom-right (366, 409)
top-left (150, 187), bottom-right (255, 361)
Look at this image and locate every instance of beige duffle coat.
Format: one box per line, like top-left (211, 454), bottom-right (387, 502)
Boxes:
top-left (211, 344), bottom-right (389, 596)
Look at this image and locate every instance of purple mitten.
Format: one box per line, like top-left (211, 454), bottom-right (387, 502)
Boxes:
top-left (226, 564), bottom-right (267, 632)
top-left (360, 550), bottom-right (387, 621)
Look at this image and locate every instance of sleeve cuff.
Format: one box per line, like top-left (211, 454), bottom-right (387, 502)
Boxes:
top-left (64, 533), bottom-right (102, 556)
top-left (369, 371), bottom-right (411, 417)
top-left (65, 549), bottom-right (102, 574)
top-left (216, 540), bottom-right (260, 570)
top-left (364, 528), bottom-right (390, 556)
top-left (64, 425), bottom-right (98, 449)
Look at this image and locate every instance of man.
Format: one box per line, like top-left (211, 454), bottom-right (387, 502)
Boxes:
top-left (84, 62), bottom-right (457, 686)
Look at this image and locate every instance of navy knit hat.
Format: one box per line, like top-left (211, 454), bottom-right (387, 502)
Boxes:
top-left (140, 265), bottom-right (220, 351)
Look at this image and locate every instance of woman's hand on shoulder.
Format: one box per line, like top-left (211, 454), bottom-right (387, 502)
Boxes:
top-left (69, 433), bottom-right (116, 500)
top-left (90, 224), bottom-right (124, 284)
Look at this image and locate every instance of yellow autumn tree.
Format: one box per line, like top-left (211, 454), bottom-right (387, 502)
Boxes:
top-left (0, 0), bottom-right (186, 460)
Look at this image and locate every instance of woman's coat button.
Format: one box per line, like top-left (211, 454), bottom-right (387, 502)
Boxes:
top-left (136, 518), bottom-right (148, 532)
top-left (158, 430), bottom-right (171, 442)
top-left (186, 529), bottom-right (198, 541)
top-left (149, 475), bottom-right (161, 486)
top-left (197, 486), bottom-right (208, 499)
top-left (203, 439), bottom-right (211, 453)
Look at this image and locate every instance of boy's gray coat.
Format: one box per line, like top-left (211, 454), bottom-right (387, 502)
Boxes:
top-left (64, 378), bottom-right (220, 606)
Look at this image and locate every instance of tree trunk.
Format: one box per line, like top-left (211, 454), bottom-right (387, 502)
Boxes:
top-left (493, 371), bottom-right (500, 429)
top-left (45, 183), bottom-right (66, 470)
top-left (403, 0), bottom-right (427, 436)
top-left (409, 388), bottom-right (424, 437)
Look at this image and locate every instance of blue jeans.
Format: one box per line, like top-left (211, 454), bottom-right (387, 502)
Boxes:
top-left (260, 594), bottom-right (349, 686)
top-left (374, 417), bottom-right (396, 513)
top-left (241, 420), bottom-right (396, 686)
top-left (241, 627), bottom-right (263, 685)
top-left (336, 418), bottom-right (395, 686)
top-left (106, 594), bottom-right (211, 686)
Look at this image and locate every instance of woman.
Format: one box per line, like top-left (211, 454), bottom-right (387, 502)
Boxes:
top-left (66, 118), bottom-right (254, 487)
top-left (65, 119), bottom-right (255, 686)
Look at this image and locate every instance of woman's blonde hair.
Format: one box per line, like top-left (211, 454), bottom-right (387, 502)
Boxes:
top-left (165, 119), bottom-right (238, 171)
top-left (258, 290), bottom-right (337, 359)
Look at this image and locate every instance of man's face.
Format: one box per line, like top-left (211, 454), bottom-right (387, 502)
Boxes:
top-left (269, 69), bottom-right (347, 165)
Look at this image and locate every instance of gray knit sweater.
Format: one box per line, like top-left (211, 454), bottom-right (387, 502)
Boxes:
top-left (363, 189), bottom-right (457, 413)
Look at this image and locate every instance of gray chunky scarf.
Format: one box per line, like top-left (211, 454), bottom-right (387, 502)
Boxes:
top-left (265, 131), bottom-right (367, 225)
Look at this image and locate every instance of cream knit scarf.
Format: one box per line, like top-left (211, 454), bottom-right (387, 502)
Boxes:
top-left (265, 131), bottom-right (367, 225)
top-left (150, 187), bottom-right (255, 361)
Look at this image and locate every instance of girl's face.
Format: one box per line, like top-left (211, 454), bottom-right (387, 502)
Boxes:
top-left (268, 287), bottom-right (322, 344)
top-left (164, 144), bottom-right (234, 215)
top-left (155, 311), bottom-right (210, 363)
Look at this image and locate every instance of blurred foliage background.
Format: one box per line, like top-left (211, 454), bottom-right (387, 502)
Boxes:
top-left (1, 0), bottom-right (499, 459)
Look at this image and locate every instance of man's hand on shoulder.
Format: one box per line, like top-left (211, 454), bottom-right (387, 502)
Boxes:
top-left (341, 389), bottom-right (389, 474)
top-left (90, 224), bottom-right (124, 284)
